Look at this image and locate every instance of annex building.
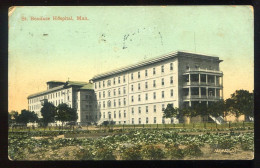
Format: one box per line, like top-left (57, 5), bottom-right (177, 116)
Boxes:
top-left (27, 81), bottom-right (95, 124)
top-left (27, 51), bottom-right (223, 125)
top-left (90, 51), bottom-right (223, 125)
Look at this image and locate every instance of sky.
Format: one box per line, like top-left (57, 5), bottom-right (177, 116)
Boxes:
top-left (8, 6), bottom-right (254, 112)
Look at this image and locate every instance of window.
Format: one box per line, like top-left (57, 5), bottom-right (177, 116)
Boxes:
top-left (95, 83), bottom-right (97, 89)
top-left (118, 99), bottom-right (121, 106)
top-left (145, 93), bottom-right (148, 100)
top-left (124, 98), bottom-right (126, 106)
top-left (131, 85), bottom-right (134, 92)
top-left (153, 68), bottom-right (156, 75)
top-left (103, 112), bottom-right (105, 119)
top-left (170, 76), bottom-right (173, 84)
top-left (139, 118), bottom-right (141, 124)
top-left (118, 77), bottom-right (121, 84)
top-left (153, 80), bottom-right (156, 88)
top-left (146, 106), bottom-right (148, 113)
top-left (118, 88), bottom-right (121, 95)
top-left (153, 92), bottom-right (156, 99)
top-left (161, 65), bottom-right (164, 73)
top-left (103, 101), bottom-right (105, 108)
top-left (131, 73), bottom-right (134, 80)
top-left (131, 96), bottom-right (134, 102)
top-left (171, 89), bottom-right (174, 97)
top-left (119, 111), bottom-right (121, 118)
top-left (124, 110), bottom-right (126, 118)
top-left (154, 117), bottom-right (156, 124)
top-left (138, 94), bottom-right (141, 101)
top-left (114, 100), bottom-right (116, 107)
top-left (162, 91), bottom-right (165, 98)
top-left (103, 91), bottom-right (105, 98)
top-left (113, 78), bottom-right (116, 85)
top-left (138, 83), bottom-right (141, 90)
top-left (146, 117), bottom-right (149, 124)
top-left (170, 63), bottom-right (173, 70)
top-left (162, 104), bottom-right (165, 111)
top-left (99, 92), bottom-right (101, 98)
top-left (162, 118), bottom-right (165, 124)
top-left (138, 107), bottom-right (141, 114)
top-left (154, 105), bottom-right (156, 112)
top-left (145, 70), bottom-right (148, 77)
top-left (114, 111), bottom-right (116, 118)
top-left (56, 93), bottom-right (57, 97)
top-left (132, 118), bottom-right (134, 124)
top-left (138, 72), bottom-right (140, 78)
top-left (132, 107), bottom-right (134, 115)
top-left (98, 82), bottom-right (101, 88)
top-left (108, 90), bottom-right (111, 97)
top-left (103, 81), bottom-right (105, 87)
top-left (86, 95), bottom-right (89, 99)
top-left (161, 78), bottom-right (164, 86)
top-left (145, 82), bottom-right (148, 89)
top-left (107, 100), bottom-right (111, 107)
top-left (123, 75), bottom-right (126, 83)
top-left (123, 87), bottom-right (126, 94)
top-left (114, 89), bottom-right (116, 96)
top-left (107, 80), bottom-right (111, 86)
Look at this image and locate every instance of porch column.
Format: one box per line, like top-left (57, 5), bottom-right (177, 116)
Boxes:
top-left (189, 74), bottom-right (191, 85)
top-left (215, 76), bottom-right (217, 86)
top-left (206, 87), bottom-right (208, 98)
top-left (199, 73), bottom-right (201, 85)
top-left (199, 87), bottom-right (201, 98)
top-left (221, 76), bottom-right (224, 99)
top-left (215, 88), bottom-right (217, 98)
top-left (206, 74), bottom-right (208, 85)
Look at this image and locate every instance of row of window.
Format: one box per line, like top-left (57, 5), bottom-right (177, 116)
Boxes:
top-left (29, 99), bottom-right (70, 111)
top-left (99, 89), bottom-right (174, 109)
top-left (98, 87), bottom-right (126, 98)
top-left (101, 104), bottom-right (171, 119)
top-left (97, 77), bottom-right (174, 99)
top-left (29, 90), bottom-right (70, 104)
top-left (95, 63), bottom-right (174, 89)
top-left (130, 90), bottom-right (174, 102)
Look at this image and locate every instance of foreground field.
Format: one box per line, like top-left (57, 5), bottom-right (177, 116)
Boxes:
top-left (8, 128), bottom-right (254, 160)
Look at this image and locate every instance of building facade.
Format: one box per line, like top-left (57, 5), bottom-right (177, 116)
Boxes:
top-left (27, 81), bottom-right (94, 124)
top-left (90, 51), bottom-right (223, 125)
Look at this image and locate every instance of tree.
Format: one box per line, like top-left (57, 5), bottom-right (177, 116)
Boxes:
top-left (8, 111), bottom-right (19, 125)
top-left (207, 100), bottom-right (226, 118)
top-left (226, 90), bottom-right (254, 121)
top-left (16, 110), bottom-right (38, 124)
top-left (56, 103), bottom-right (78, 127)
top-left (163, 104), bottom-right (178, 119)
top-left (41, 102), bottom-right (56, 127)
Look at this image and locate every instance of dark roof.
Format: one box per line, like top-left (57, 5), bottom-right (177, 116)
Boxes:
top-left (90, 51), bottom-right (221, 81)
top-left (27, 81), bottom-right (92, 99)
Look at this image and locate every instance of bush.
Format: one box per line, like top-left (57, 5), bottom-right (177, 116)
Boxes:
top-left (141, 145), bottom-right (165, 160)
top-left (95, 147), bottom-right (116, 160)
top-left (167, 144), bottom-right (184, 159)
top-left (241, 142), bottom-right (254, 151)
top-left (76, 148), bottom-right (94, 160)
top-left (121, 146), bottom-right (142, 160)
top-left (183, 144), bottom-right (203, 157)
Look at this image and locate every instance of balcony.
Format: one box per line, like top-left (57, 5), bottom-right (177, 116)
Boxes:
top-left (183, 95), bottom-right (222, 101)
top-left (183, 68), bottom-right (223, 75)
top-left (183, 82), bottom-right (222, 87)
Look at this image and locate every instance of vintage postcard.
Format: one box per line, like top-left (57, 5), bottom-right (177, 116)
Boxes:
top-left (8, 6), bottom-right (254, 160)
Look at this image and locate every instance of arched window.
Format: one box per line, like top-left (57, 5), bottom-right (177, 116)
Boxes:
top-left (107, 100), bottom-right (111, 107)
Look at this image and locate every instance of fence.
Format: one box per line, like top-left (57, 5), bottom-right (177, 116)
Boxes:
top-left (9, 121), bottom-right (254, 133)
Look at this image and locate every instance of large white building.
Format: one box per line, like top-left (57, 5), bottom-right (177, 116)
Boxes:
top-left (90, 51), bottom-right (223, 125)
top-left (27, 81), bottom-right (95, 124)
top-left (27, 51), bottom-right (223, 125)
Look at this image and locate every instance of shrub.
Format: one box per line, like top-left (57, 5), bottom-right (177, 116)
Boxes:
top-left (167, 144), bottom-right (184, 159)
top-left (141, 145), bottom-right (165, 160)
top-left (76, 148), bottom-right (94, 160)
top-left (241, 142), bottom-right (254, 151)
top-left (95, 147), bottom-right (116, 160)
top-left (121, 146), bottom-right (142, 160)
top-left (183, 144), bottom-right (203, 157)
